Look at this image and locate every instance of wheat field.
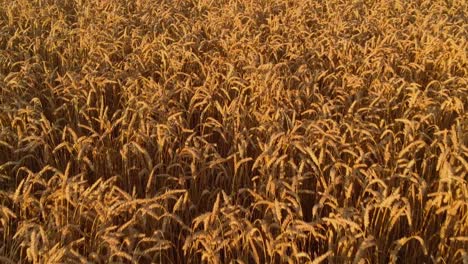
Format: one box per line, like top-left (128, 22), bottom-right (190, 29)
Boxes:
top-left (0, 0), bottom-right (467, 263)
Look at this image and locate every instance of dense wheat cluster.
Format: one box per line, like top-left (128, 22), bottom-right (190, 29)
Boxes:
top-left (0, 0), bottom-right (467, 263)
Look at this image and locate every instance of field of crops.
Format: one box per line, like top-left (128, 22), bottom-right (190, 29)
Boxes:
top-left (0, 0), bottom-right (467, 263)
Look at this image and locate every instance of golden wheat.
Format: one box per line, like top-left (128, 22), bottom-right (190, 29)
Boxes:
top-left (0, 0), bottom-right (467, 263)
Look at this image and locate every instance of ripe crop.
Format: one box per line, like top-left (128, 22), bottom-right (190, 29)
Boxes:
top-left (0, 0), bottom-right (466, 263)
